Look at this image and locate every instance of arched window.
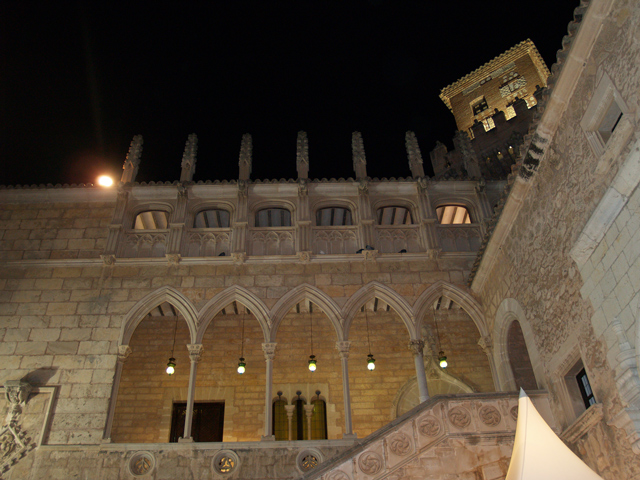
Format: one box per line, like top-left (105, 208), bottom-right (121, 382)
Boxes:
top-left (376, 206), bottom-right (413, 225)
top-left (436, 205), bottom-right (472, 224)
top-left (194, 209), bottom-right (230, 228)
top-left (255, 208), bottom-right (292, 227)
top-left (272, 397), bottom-right (327, 440)
top-left (507, 320), bottom-right (538, 390)
top-left (316, 207), bottom-right (353, 226)
top-left (133, 210), bottom-right (170, 229)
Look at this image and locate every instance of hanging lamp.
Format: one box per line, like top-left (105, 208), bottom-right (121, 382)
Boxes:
top-left (434, 300), bottom-right (447, 369)
top-left (364, 305), bottom-right (375, 370)
top-left (237, 310), bottom-right (246, 374)
top-left (308, 302), bottom-right (317, 372)
top-left (166, 313), bottom-right (178, 375)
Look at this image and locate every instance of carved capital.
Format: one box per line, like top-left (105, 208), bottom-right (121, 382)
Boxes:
top-left (303, 404), bottom-right (315, 418)
top-left (101, 254), bottom-right (116, 266)
top-left (187, 344), bottom-right (204, 363)
top-left (298, 178), bottom-right (309, 196)
top-left (117, 345), bottom-right (132, 364)
top-left (417, 176), bottom-right (430, 191)
top-left (408, 340), bottom-right (425, 357)
top-left (477, 336), bottom-right (492, 355)
top-left (4, 381), bottom-right (31, 408)
top-left (262, 342), bottom-right (277, 361)
top-left (284, 405), bottom-right (296, 418)
top-left (358, 178), bottom-right (369, 195)
top-left (177, 183), bottom-right (189, 198)
top-left (336, 341), bottom-right (351, 359)
top-left (237, 180), bottom-right (248, 197)
top-left (166, 254), bottom-right (182, 265)
top-left (297, 251), bottom-right (312, 263)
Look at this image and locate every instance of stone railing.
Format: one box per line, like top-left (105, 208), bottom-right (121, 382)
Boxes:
top-left (312, 227), bottom-right (359, 255)
top-left (121, 230), bottom-right (169, 258)
top-left (184, 229), bottom-right (232, 257)
top-left (436, 224), bottom-right (482, 253)
top-left (250, 227), bottom-right (296, 256)
top-left (300, 391), bottom-right (554, 480)
top-left (374, 225), bottom-right (422, 253)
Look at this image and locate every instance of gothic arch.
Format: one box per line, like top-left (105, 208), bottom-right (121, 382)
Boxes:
top-left (311, 198), bottom-right (360, 224)
top-left (119, 286), bottom-right (198, 346)
top-left (342, 281), bottom-right (416, 340)
top-left (493, 298), bottom-right (544, 391)
top-left (196, 285), bottom-right (271, 343)
top-left (269, 284), bottom-right (343, 342)
top-left (430, 195), bottom-right (481, 224)
top-left (414, 281), bottom-right (490, 340)
top-left (249, 199), bottom-right (297, 226)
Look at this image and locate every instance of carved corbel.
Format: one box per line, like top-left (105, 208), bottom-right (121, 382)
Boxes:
top-left (166, 254), bottom-right (182, 266)
top-left (297, 251), bottom-right (312, 263)
top-left (117, 345), bottom-right (132, 364)
top-left (187, 344), bottom-right (204, 363)
top-left (408, 340), bottom-right (425, 357)
top-left (101, 254), bottom-right (116, 266)
top-left (298, 178), bottom-right (309, 196)
top-left (4, 381), bottom-right (32, 414)
top-left (262, 343), bottom-right (277, 361)
top-left (336, 341), bottom-right (351, 360)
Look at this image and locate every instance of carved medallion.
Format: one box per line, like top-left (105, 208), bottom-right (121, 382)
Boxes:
top-left (128, 452), bottom-right (155, 477)
top-left (326, 471), bottom-right (350, 480)
top-left (448, 407), bottom-right (471, 428)
top-left (510, 405), bottom-right (519, 421)
top-left (212, 450), bottom-right (239, 475)
top-left (388, 432), bottom-right (412, 456)
top-left (0, 433), bottom-right (15, 458)
top-left (479, 405), bottom-right (501, 426)
top-left (358, 451), bottom-right (382, 475)
top-left (418, 415), bottom-right (441, 437)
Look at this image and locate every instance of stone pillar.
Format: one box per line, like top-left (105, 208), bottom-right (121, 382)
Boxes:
top-left (352, 132), bottom-right (367, 180)
top-left (416, 178), bottom-right (439, 251)
top-left (296, 132), bottom-right (311, 254)
top-left (336, 341), bottom-right (356, 438)
top-left (409, 340), bottom-right (429, 402)
top-left (261, 342), bottom-right (277, 441)
top-left (304, 404), bottom-right (315, 440)
top-left (166, 184), bottom-right (188, 262)
top-left (239, 134), bottom-right (252, 181)
top-left (405, 131), bottom-right (425, 178)
top-left (102, 345), bottom-right (131, 442)
top-left (478, 336), bottom-right (500, 391)
top-left (181, 344), bottom-right (204, 442)
top-left (285, 404), bottom-right (295, 441)
top-left (101, 186), bottom-right (130, 265)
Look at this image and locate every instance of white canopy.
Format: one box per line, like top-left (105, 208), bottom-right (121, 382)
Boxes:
top-left (505, 389), bottom-right (604, 480)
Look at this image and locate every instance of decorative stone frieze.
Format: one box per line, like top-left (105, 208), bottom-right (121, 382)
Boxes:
top-left (388, 431), bottom-right (412, 456)
top-left (448, 406), bottom-right (472, 428)
top-left (357, 451), bottom-right (383, 475)
top-left (478, 405), bottom-right (501, 426)
top-left (418, 415), bottom-right (441, 437)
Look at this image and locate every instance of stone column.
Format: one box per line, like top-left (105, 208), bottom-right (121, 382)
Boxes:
top-left (181, 344), bottom-right (204, 442)
top-left (478, 336), bottom-right (500, 391)
top-left (304, 404), bottom-right (315, 440)
top-left (261, 342), bottom-right (277, 441)
top-left (102, 345), bottom-right (131, 442)
top-left (336, 341), bottom-right (356, 438)
top-left (285, 404), bottom-right (295, 441)
top-left (409, 340), bottom-right (429, 402)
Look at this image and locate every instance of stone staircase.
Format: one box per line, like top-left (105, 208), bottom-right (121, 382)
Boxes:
top-left (298, 391), bottom-right (554, 480)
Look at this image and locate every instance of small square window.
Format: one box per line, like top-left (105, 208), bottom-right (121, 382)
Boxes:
top-left (472, 97), bottom-right (488, 116)
top-left (576, 368), bottom-right (596, 409)
top-left (597, 101), bottom-right (623, 145)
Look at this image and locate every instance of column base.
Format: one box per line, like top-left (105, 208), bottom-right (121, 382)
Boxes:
top-left (100, 437), bottom-right (112, 444)
top-left (260, 435), bottom-right (275, 442)
top-left (342, 433), bottom-right (358, 440)
top-left (178, 437), bottom-right (194, 443)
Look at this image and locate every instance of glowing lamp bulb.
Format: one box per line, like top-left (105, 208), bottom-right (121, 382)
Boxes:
top-left (438, 351), bottom-right (448, 369)
top-left (367, 353), bottom-right (376, 371)
top-left (97, 175), bottom-right (114, 187)
top-left (166, 357), bottom-right (176, 375)
top-left (308, 355), bottom-right (317, 372)
top-left (237, 358), bottom-right (246, 375)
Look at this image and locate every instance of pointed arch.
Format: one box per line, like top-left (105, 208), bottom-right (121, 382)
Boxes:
top-left (342, 282), bottom-right (416, 340)
top-left (119, 286), bottom-right (198, 346)
top-left (269, 284), bottom-right (343, 342)
top-left (196, 285), bottom-right (271, 343)
top-left (414, 281), bottom-right (489, 339)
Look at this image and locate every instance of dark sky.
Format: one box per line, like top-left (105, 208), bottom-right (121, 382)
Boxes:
top-left (1, 1), bottom-right (579, 186)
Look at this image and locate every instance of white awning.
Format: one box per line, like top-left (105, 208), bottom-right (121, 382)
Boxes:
top-left (505, 389), bottom-right (604, 480)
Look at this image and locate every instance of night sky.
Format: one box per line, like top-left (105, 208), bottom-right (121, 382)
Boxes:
top-left (1, 1), bottom-right (579, 186)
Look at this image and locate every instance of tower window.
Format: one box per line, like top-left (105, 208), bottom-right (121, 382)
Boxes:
top-left (194, 209), bottom-right (230, 228)
top-left (377, 206), bottom-right (413, 225)
top-left (133, 210), bottom-right (169, 230)
top-left (316, 207), bottom-right (353, 226)
top-left (472, 97), bottom-right (488, 116)
top-left (256, 208), bottom-right (292, 227)
top-left (436, 205), bottom-right (471, 224)
top-left (576, 368), bottom-right (596, 409)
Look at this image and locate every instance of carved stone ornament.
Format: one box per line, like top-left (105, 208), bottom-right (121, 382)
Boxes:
top-left (117, 345), bottom-right (132, 364)
top-left (510, 405), bottom-right (519, 421)
top-left (357, 178), bottom-right (369, 195)
top-left (357, 451), bottom-right (382, 476)
top-left (262, 343), bottom-right (277, 360)
top-left (187, 344), bottom-right (204, 363)
top-left (479, 405), bottom-right (502, 426)
top-left (128, 451), bottom-right (155, 477)
top-left (408, 340), bottom-right (425, 357)
top-left (166, 253), bottom-right (181, 265)
top-left (237, 179), bottom-right (248, 197)
top-left (448, 406), bottom-right (472, 428)
top-left (298, 177), bottom-right (309, 196)
top-left (418, 415), bottom-right (442, 437)
top-left (101, 254), bottom-right (116, 266)
top-left (1, 381), bottom-right (34, 472)
top-left (362, 249), bottom-right (378, 261)
top-left (232, 252), bottom-right (246, 264)
top-left (326, 471), bottom-right (350, 480)
top-left (388, 432), bottom-right (412, 456)
top-left (212, 450), bottom-right (239, 475)
top-left (297, 250), bottom-right (311, 262)
top-left (336, 341), bottom-right (351, 359)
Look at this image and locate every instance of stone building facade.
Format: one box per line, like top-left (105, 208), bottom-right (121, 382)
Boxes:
top-left (1, 0), bottom-right (640, 479)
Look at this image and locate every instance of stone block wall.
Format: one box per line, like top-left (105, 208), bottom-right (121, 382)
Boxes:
top-left (0, 202), bottom-right (112, 261)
